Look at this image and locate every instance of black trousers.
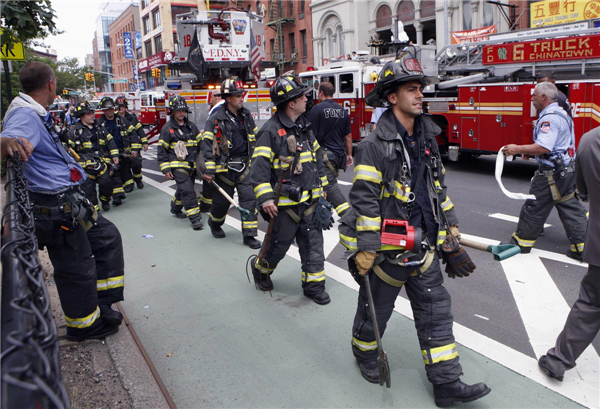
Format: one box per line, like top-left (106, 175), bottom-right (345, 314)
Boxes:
top-left (32, 191), bottom-right (124, 337)
top-left (546, 264), bottom-right (600, 376)
top-left (351, 251), bottom-right (462, 385)
top-left (171, 168), bottom-right (201, 223)
top-left (200, 179), bottom-right (214, 210)
top-left (512, 167), bottom-right (587, 252)
top-left (210, 170), bottom-right (258, 237)
top-left (81, 163), bottom-right (114, 209)
top-left (120, 155), bottom-right (143, 190)
top-left (323, 149), bottom-right (350, 216)
top-left (254, 202), bottom-right (326, 295)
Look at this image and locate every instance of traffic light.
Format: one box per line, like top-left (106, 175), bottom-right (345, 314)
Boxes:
top-left (152, 67), bottom-right (161, 78)
top-left (85, 72), bottom-right (94, 81)
top-left (63, 89), bottom-right (68, 95)
top-left (89, 73), bottom-right (94, 81)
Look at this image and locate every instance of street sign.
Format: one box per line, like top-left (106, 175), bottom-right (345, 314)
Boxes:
top-left (109, 78), bottom-right (129, 84)
top-left (139, 80), bottom-right (146, 91)
top-left (124, 32), bottom-right (134, 59)
top-left (0, 41), bottom-right (24, 61)
top-left (135, 31), bottom-right (142, 49)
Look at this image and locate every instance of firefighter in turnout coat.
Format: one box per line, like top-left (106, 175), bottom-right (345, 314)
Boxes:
top-left (116, 95), bottom-right (147, 189)
top-left (201, 77), bottom-right (261, 248)
top-left (249, 72), bottom-right (331, 305)
top-left (158, 95), bottom-right (204, 230)
top-left (339, 55), bottom-right (491, 407)
top-left (67, 101), bottom-right (119, 212)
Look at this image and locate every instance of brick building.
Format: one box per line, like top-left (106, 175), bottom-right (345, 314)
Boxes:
top-left (109, 4), bottom-right (142, 93)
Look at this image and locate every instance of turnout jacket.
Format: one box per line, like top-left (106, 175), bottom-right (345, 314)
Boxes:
top-left (97, 114), bottom-right (142, 153)
top-left (121, 111), bottom-right (148, 145)
top-left (201, 104), bottom-right (258, 176)
top-left (67, 121), bottom-right (119, 168)
top-left (250, 111), bottom-right (329, 207)
top-left (157, 117), bottom-right (202, 174)
top-left (339, 109), bottom-right (458, 254)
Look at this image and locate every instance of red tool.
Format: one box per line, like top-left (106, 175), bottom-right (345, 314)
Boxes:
top-left (380, 219), bottom-right (421, 251)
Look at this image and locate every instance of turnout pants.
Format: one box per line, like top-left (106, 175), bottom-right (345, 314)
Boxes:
top-left (81, 164), bottom-right (114, 209)
top-left (120, 155), bottom-right (143, 191)
top-left (546, 264), bottom-right (600, 377)
top-left (512, 165), bottom-right (587, 253)
top-left (210, 169), bottom-right (258, 237)
top-left (254, 202), bottom-right (326, 295)
top-left (323, 149), bottom-right (350, 216)
top-left (351, 250), bottom-right (462, 385)
top-left (200, 179), bottom-right (214, 210)
top-left (32, 190), bottom-right (125, 338)
top-left (171, 168), bottom-right (202, 223)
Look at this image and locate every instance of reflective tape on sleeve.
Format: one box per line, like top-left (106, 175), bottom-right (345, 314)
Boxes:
top-left (354, 165), bottom-right (382, 184)
top-left (356, 215), bottom-right (381, 232)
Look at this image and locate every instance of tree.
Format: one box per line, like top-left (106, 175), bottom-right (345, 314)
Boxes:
top-left (0, 0), bottom-right (60, 49)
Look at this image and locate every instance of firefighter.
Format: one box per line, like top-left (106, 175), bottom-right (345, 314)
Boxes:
top-left (67, 101), bottom-right (119, 212)
top-left (158, 95), bottom-right (204, 230)
top-left (502, 81), bottom-right (587, 260)
top-left (339, 56), bottom-right (491, 406)
top-left (308, 81), bottom-right (352, 217)
top-left (116, 95), bottom-right (147, 189)
top-left (249, 71), bottom-right (331, 305)
top-left (201, 77), bottom-right (261, 249)
top-left (199, 93), bottom-right (225, 212)
top-left (96, 97), bottom-right (128, 206)
top-left (97, 97), bottom-right (142, 195)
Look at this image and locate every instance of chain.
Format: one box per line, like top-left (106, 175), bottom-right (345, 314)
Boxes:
top-left (1, 153), bottom-right (71, 409)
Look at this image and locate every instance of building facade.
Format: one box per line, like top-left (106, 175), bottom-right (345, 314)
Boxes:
top-left (109, 4), bottom-right (142, 93)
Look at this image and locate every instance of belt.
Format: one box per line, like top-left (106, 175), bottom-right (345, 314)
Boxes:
top-left (535, 164), bottom-right (575, 177)
top-left (29, 186), bottom-right (81, 205)
top-left (33, 202), bottom-right (73, 217)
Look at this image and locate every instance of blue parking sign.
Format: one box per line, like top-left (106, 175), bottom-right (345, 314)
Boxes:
top-left (124, 32), bottom-right (134, 59)
top-left (135, 31), bottom-right (142, 49)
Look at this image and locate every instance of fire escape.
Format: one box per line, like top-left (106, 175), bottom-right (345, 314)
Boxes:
top-left (267, 0), bottom-right (296, 73)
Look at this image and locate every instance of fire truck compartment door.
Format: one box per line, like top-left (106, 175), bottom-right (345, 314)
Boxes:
top-left (461, 117), bottom-right (478, 150)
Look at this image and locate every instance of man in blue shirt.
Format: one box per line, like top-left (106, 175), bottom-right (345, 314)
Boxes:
top-left (502, 82), bottom-right (587, 260)
top-left (1, 62), bottom-right (126, 342)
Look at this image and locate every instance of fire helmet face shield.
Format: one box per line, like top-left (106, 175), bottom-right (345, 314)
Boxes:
top-left (365, 54), bottom-right (440, 108)
top-left (115, 95), bottom-right (128, 108)
top-left (168, 95), bottom-right (190, 114)
top-left (217, 77), bottom-right (245, 97)
top-left (74, 101), bottom-right (94, 118)
top-left (100, 97), bottom-right (116, 110)
top-left (269, 71), bottom-right (311, 106)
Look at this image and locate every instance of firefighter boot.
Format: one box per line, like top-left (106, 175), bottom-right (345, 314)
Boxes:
top-left (190, 216), bottom-right (204, 230)
top-left (208, 219), bottom-right (226, 238)
top-left (566, 250), bottom-right (583, 262)
top-left (304, 291), bottom-right (331, 305)
top-left (170, 209), bottom-right (187, 219)
top-left (136, 179), bottom-right (144, 189)
top-left (66, 322), bottom-right (120, 342)
top-left (251, 260), bottom-right (274, 291)
top-left (433, 379), bottom-right (491, 408)
top-left (101, 201), bottom-right (111, 211)
top-left (113, 196), bottom-right (123, 206)
top-left (354, 357), bottom-right (380, 384)
top-left (243, 237), bottom-right (262, 249)
top-left (509, 237), bottom-right (531, 254)
top-left (99, 305), bottom-right (123, 326)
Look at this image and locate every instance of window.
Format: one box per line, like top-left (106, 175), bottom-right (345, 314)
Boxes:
top-left (327, 29), bottom-right (334, 58)
top-left (141, 0), bottom-right (149, 9)
top-left (300, 30), bottom-right (307, 57)
top-left (143, 16), bottom-right (151, 35)
top-left (256, 1), bottom-right (261, 15)
top-left (137, 48), bottom-right (143, 59)
top-left (152, 8), bottom-right (161, 29)
top-left (300, 0), bottom-right (305, 12)
top-left (289, 0), bottom-right (293, 16)
top-left (289, 32), bottom-right (295, 57)
top-left (340, 73), bottom-right (353, 94)
top-left (145, 40), bottom-right (152, 57)
top-left (321, 76), bottom-right (335, 92)
top-left (337, 26), bottom-right (344, 56)
top-left (154, 35), bottom-right (163, 53)
top-left (172, 6), bottom-right (193, 25)
top-left (270, 39), bottom-right (275, 59)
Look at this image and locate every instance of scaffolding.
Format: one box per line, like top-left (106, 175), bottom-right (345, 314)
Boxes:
top-left (267, 0), bottom-right (295, 73)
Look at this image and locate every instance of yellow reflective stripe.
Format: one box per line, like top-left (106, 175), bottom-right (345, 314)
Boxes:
top-left (209, 212), bottom-right (226, 222)
top-left (186, 207), bottom-right (200, 216)
top-left (442, 164), bottom-right (446, 175)
top-left (68, 140), bottom-right (75, 147)
top-left (320, 175), bottom-right (328, 185)
top-left (434, 180), bottom-right (442, 192)
top-left (352, 337), bottom-right (377, 351)
top-left (339, 233), bottom-right (357, 250)
top-left (335, 202), bottom-right (350, 214)
top-left (131, 143), bottom-right (143, 149)
top-left (278, 190), bottom-right (310, 206)
top-left (356, 215), bottom-right (381, 232)
top-left (127, 125), bottom-right (135, 133)
top-left (97, 275), bottom-right (125, 291)
top-left (200, 196), bottom-right (212, 204)
top-left (382, 181), bottom-right (412, 202)
top-left (254, 183), bottom-right (273, 198)
top-left (113, 187), bottom-right (125, 194)
top-left (441, 197), bottom-right (454, 212)
top-left (159, 140), bottom-right (169, 149)
top-left (313, 139), bottom-right (321, 150)
top-left (423, 343), bottom-right (458, 365)
top-left (302, 270), bottom-right (326, 282)
top-left (299, 151), bottom-right (314, 163)
top-left (196, 133), bottom-right (202, 142)
top-left (254, 258), bottom-right (274, 274)
top-left (205, 161), bottom-right (216, 170)
top-left (82, 142), bottom-right (93, 148)
top-left (570, 243), bottom-right (584, 252)
top-left (242, 221), bottom-right (258, 228)
top-left (123, 179), bottom-right (134, 186)
top-left (169, 161), bottom-right (191, 169)
top-left (437, 230), bottom-right (446, 246)
top-left (159, 162), bottom-right (171, 171)
top-left (511, 232), bottom-right (535, 247)
top-left (133, 173), bottom-right (143, 178)
top-left (354, 165), bottom-right (382, 184)
top-left (100, 140), bottom-right (107, 145)
top-left (252, 146), bottom-right (274, 160)
top-left (110, 149), bottom-right (119, 156)
top-left (248, 134), bottom-right (256, 142)
top-left (311, 188), bottom-right (323, 198)
top-left (106, 133), bottom-right (113, 141)
top-left (64, 306), bottom-right (100, 329)
top-left (135, 122), bottom-right (142, 130)
top-left (172, 196), bottom-right (183, 205)
top-left (203, 131), bottom-right (214, 141)
top-left (141, 137), bottom-right (148, 144)
top-left (253, 127), bottom-right (258, 133)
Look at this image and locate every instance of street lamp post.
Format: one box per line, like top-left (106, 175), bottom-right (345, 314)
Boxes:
top-left (117, 34), bottom-right (142, 96)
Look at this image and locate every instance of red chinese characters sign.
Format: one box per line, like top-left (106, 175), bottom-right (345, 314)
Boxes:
top-left (483, 34), bottom-right (600, 65)
top-left (138, 51), bottom-right (173, 73)
top-left (451, 25), bottom-right (497, 44)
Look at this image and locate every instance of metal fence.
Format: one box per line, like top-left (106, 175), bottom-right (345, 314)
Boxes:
top-left (1, 154), bottom-right (71, 409)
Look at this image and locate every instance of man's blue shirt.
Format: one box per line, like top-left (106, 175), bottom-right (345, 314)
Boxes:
top-left (2, 104), bottom-right (86, 194)
top-left (534, 102), bottom-right (575, 167)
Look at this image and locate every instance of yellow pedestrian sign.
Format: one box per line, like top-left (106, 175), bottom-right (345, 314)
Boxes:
top-left (1, 42), bottom-right (25, 61)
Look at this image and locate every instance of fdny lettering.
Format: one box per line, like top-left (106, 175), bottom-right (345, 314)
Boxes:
top-left (206, 48), bottom-right (244, 58)
top-left (323, 108), bottom-right (345, 119)
top-left (277, 128), bottom-right (287, 137)
top-left (540, 121), bottom-right (551, 133)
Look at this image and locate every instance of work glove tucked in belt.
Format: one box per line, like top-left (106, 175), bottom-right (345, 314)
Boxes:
top-left (314, 196), bottom-right (334, 230)
top-left (442, 233), bottom-right (476, 278)
top-left (355, 251), bottom-right (377, 276)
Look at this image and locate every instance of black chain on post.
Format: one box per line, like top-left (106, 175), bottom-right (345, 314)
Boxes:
top-left (1, 153), bottom-right (71, 409)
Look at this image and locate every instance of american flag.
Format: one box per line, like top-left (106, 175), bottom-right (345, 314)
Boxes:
top-left (250, 27), bottom-right (264, 82)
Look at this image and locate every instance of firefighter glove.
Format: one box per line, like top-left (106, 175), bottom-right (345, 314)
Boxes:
top-left (355, 251), bottom-right (377, 276)
top-left (314, 197), bottom-right (334, 230)
top-left (449, 225), bottom-right (461, 240)
top-left (442, 234), bottom-right (476, 278)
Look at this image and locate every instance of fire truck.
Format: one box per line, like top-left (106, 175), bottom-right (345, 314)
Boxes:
top-left (423, 27), bottom-right (600, 161)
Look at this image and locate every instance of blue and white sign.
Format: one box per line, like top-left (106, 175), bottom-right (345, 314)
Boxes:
top-left (139, 80), bottom-right (146, 91)
top-left (133, 66), bottom-right (138, 81)
top-left (134, 31), bottom-right (142, 50)
top-left (123, 32), bottom-right (134, 59)
top-left (129, 83), bottom-right (137, 91)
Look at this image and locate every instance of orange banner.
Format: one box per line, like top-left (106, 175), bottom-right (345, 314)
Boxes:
top-left (451, 25), bottom-right (497, 44)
